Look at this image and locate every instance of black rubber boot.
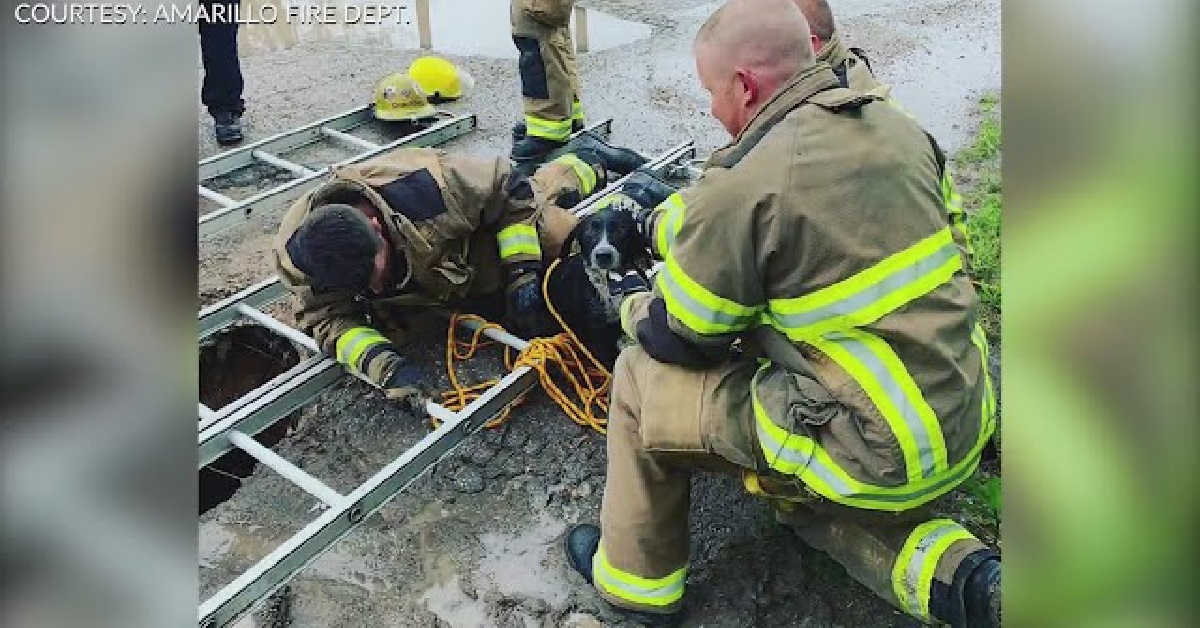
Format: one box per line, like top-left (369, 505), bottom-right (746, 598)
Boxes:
top-left (512, 119), bottom-right (585, 143)
top-left (933, 550), bottom-right (1001, 628)
top-left (563, 131), bottom-right (648, 176)
top-left (213, 110), bottom-right (244, 146)
top-left (964, 556), bottom-right (1001, 628)
top-left (564, 524), bottom-right (682, 627)
top-left (511, 135), bottom-right (567, 166)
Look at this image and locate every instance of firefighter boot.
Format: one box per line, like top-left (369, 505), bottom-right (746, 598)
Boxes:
top-left (563, 131), bottom-right (648, 177)
top-left (934, 549), bottom-right (1001, 628)
top-left (564, 524), bottom-right (681, 627)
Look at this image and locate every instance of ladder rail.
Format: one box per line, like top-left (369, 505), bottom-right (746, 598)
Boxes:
top-left (199, 113), bottom-right (479, 239)
top-left (199, 366), bottom-right (539, 628)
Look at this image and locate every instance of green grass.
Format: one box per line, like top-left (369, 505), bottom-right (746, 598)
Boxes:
top-left (956, 93), bottom-right (1002, 338)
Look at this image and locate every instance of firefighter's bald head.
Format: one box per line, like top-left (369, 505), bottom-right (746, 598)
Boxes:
top-left (694, 0), bottom-right (813, 137)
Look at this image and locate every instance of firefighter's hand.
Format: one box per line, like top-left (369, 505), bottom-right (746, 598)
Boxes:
top-left (505, 267), bottom-right (554, 338)
top-left (384, 362), bottom-right (433, 416)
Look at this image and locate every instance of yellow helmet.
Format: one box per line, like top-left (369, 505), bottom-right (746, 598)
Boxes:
top-left (372, 73), bottom-right (437, 121)
top-left (407, 56), bottom-right (475, 102)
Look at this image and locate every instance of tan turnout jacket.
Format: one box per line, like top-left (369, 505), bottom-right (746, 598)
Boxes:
top-left (622, 63), bottom-right (995, 512)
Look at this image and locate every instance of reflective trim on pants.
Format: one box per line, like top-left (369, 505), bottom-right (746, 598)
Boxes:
top-left (593, 542), bottom-right (687, 609)
top-left (524, 114), bottom-right (573, 140)
top-left (552, 153), bottom-right (597, 194)
top-left (892, 519), bottom-right (977, 620)
top-left (497, 223), bottom-right (542, 260)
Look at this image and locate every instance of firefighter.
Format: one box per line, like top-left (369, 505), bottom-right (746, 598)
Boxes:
top-left (272, 133), bottom-right (645, 409)
top-left (791, 0), bottom-right (972, 263)
top-left (509, 0), bottom-right (586, 166)
top-left (561, 1), bottom-right (1000, 626)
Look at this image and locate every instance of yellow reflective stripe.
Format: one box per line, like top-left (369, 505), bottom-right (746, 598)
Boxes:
top-left (524, 114), bottom-right (572, 140)
top-left (335, 327), bottom-right (389, 370)
top-left (892, 519), bottom-right (976, 619)
top-left (572, 100), bottom-right (585, 121)
top-left (656, 251), bottom-right (760, 336)
top-left (971, 324), bottom-right (997, 428)
top-left (769, 228), bottom-right (961, 340)
top-left (653, 193), bottom-right (686, 258)
top-left (752, 363), bottom-right (988, 511)
top-left (809, 330), bottom-right (948, 480)
top-left (553, 153), bottom-right (597, 194)
top-left (497, 223), bottom-right (541, 260)
top-left (592, 543), bottom-right (686, 608)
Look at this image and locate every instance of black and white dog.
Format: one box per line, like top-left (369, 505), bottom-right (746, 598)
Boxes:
top-left (542, 204), bottom-right (653, 368)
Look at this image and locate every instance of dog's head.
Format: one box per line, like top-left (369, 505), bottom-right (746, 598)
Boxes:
top-left (565, 205), bottom-right (649, 273)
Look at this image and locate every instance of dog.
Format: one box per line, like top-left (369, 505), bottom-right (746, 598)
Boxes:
top-left (542, 204), bottom-right (654, 368)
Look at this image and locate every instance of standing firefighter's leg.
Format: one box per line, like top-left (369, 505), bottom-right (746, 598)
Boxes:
top-left (779, 504), bottom-right (1000, 627)
top-left (511, 0), bottom-right (577, 164)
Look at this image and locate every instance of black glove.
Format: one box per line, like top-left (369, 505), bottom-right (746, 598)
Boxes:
top-left (621, 167), bottom-right (677, 213)
top-left (505, 264), bottom-right (554, 338)
top-left (634, 298), bottom-right (728, 367)
top-left (384, 360), bottom-right (433, 416)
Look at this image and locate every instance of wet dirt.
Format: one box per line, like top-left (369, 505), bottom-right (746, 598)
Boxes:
top-left (198, 0), bottom-right (1001, 625)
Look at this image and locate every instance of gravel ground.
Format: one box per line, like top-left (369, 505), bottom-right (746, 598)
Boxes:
top-left (198, 1), bottom-right (1001, 626)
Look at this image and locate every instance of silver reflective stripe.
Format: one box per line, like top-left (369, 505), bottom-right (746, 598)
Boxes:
top-left (656, 263), bottom-right (759, 331)
top-left (825, 332), bottom-right (938, 478)
top-left (754, 417), bottom-right (854, 495)
top-left (900, 522), bottom-right (969, 615)
top-left (774, 242), bottom-right (959, 331)
top-left (594, 569), bottom-right (685, 599)
top-left (756, 415), bottom-right (980, 504)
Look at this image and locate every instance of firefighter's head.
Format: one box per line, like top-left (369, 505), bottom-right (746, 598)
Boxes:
top-left (286, 198), bottom-right (408, 295)
top-left (693, 0), bottom-right (813, 137)
top-left (793, 0), bottom-right (834, 55)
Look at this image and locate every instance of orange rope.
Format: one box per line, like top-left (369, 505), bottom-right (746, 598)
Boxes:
top-left (433, 258), bottom-right (612, 434)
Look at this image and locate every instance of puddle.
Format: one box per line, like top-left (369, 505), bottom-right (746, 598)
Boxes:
top-left (237, 0), bottom-right (652, 57)
top-left (475, 512), bottom-right (569, 606)
top-left (421, 575), bottom-right (491, 628)
top-left (200, 324), bottom-right (303, 514)
top-left (307, 546), bottom-right (385, 592)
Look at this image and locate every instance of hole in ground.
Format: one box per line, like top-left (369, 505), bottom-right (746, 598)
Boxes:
top-left (200, 324), bottom-right (303, 515)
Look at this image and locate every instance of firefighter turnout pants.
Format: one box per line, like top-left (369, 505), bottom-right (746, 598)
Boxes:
top-left (595, 345), bottom-right (990, 622)
top-left (511, 0), bottom-right (584, 141)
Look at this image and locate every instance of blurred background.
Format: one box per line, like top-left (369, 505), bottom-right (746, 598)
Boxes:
top-left (0, 1), bottom-right (1196, 627)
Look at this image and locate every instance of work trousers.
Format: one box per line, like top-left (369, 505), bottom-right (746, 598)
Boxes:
top-left (199, 0), bottom-right (244, 117)
top-left (511, 0), bottom-right (584, 141)
top-left (596, 345), bottom-right (988, 623)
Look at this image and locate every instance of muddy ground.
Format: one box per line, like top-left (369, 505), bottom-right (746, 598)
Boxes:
top-left (198, 0), bottom-right (1002, 626)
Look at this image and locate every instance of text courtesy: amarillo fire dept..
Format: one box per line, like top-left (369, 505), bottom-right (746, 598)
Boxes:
top-left (12, 2), bottom-right (409, 25)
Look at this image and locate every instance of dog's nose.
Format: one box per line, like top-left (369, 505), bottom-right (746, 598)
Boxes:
top-left (592, 249), bottom-right (615, 269)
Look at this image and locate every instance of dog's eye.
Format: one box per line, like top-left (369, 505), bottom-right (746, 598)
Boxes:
top-left (587, 221), bottom-right (601, 233)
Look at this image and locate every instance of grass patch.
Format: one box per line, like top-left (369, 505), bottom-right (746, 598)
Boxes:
top-left (956, 93), bottom-right (1002, 338)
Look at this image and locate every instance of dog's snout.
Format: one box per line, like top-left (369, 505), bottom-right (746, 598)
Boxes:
top-left (590, 243), bottom-right (619, 270)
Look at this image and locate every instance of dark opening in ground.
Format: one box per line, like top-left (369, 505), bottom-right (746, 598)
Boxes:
top-left (200, 324), bottom-right (303, 514)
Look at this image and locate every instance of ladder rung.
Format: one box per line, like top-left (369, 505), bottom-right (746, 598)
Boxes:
top-left (198, 185), bottom-right (236, 207)
top-left (227, 431), bottom-right (345, 507)
top-left (235, 304), bottom-right (319, 353)
top-left (321, 127), bottom-right (381, 152)
top-left (252, 150), bottom-right (316, 177)
top-left (199, 403), bottom-right (219, 424)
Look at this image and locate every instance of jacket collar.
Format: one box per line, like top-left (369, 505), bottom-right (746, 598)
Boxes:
top-left (814, 30), bottom-right (849, 71)
top-left (710, 62), bottom-right (842, 168)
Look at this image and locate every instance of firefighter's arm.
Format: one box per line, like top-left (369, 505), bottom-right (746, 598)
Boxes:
top-left (941, 168), bottom-right (975, 271)
top-left (275, 250), bottom-right (425, 397)
top-left (623, 174), bottom-right (766, 365)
